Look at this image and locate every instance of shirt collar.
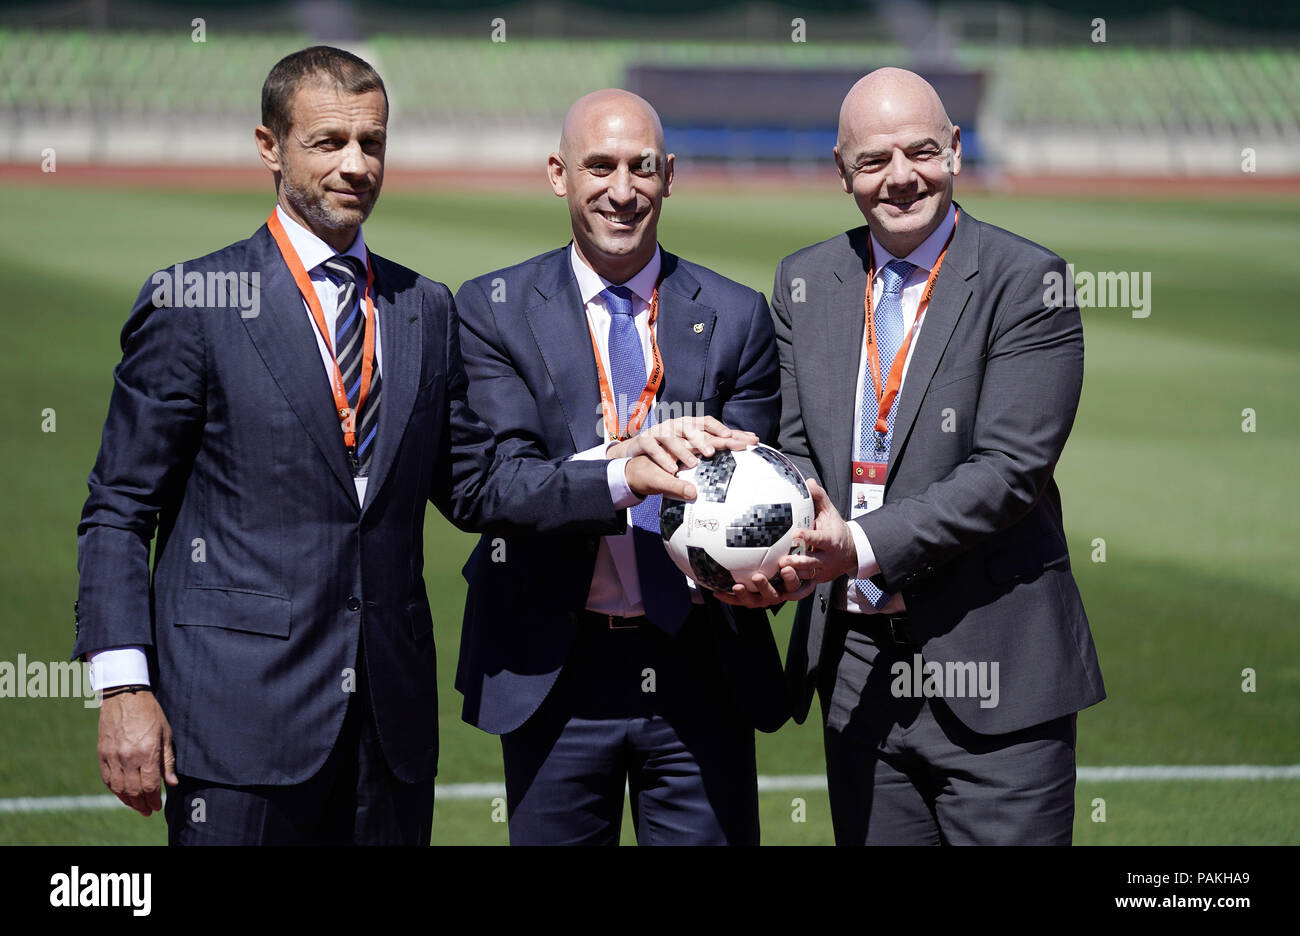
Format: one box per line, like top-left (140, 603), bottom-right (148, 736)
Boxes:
top-left (275, 203), bottom-right (368, 275)
top-left (869, 201), bottom-right (957, 275)
top-left (569, 243), bottom-right (662, 307)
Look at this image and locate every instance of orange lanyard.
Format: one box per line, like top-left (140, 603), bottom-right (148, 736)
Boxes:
top-left (587, 285), bottom-right (665, 441)
top-left (267, 209), bottom-right (378, 451)
top-left (864, 210), bottom-right (958, 436)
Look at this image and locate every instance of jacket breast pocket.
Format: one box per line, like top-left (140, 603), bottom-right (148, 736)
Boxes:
top-left (175, 586), bottom-right (292, 638)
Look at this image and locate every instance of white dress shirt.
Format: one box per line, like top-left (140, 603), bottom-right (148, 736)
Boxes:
top-left (567, 244), bottom-right (698, 616)
top-left (89, 206), bottom-right (381, 690)
top-left (843, 203), bottom-right (958, 614)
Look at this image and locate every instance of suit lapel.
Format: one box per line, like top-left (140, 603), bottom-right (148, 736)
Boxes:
top-left (825, 231), bottom-right (870, 511)
top-left (359, 255), bottom-right (423, 515)
top-left (240, 225), bottom-right (359, 507)
top-left (522, 251), bottom-right (602, 453)
top-left (886, 208), bottom-right (978, 488)
top-left (654, 252), bottom-right (713, 409)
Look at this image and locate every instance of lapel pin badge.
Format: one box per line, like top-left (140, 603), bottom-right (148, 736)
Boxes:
top-left (692, 322), bottom-right (704, 334)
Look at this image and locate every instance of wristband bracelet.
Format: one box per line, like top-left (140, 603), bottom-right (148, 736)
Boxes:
top-left (100, 684), bottom-right (151, 700)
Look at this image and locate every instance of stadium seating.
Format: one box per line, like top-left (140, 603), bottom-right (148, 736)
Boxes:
top-left (2, 30), bottom-right (1296, 142)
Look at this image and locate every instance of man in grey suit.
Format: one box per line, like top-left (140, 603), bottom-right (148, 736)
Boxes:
top-left (753, 68), bottom-right (1105, 844)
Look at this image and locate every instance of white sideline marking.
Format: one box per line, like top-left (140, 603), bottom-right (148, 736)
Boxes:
top-left (2, 766), bottom-right (1297, 813)
top-left (1077, 765), bottom-right (1300, 781)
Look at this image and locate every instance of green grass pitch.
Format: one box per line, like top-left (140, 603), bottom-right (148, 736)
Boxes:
top-left (1, 179), bottom-right (1296, 844)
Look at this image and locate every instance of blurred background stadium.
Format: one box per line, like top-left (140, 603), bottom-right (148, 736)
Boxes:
top-left (1, 0), bottom-right (1296, 845)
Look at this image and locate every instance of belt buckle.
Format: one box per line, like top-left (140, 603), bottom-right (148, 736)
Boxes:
top-left (608, 614), bottom-right (638, 630)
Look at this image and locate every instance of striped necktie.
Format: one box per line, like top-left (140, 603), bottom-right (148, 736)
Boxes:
top-left (322, 255), bottom-right (380, 476)
top-left (852, 259), bottom-right (914, 608)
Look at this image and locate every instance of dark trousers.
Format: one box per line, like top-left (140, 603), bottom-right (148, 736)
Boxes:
top-left (164, 639), bottom-right (435, 845)
top-left (501, 610), bottom-right (759, 845)
top-left (820, 613), bottom-right (1077, 846)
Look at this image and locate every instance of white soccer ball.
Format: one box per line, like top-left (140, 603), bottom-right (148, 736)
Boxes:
top-left (660, 443), bottom-right (814, 593)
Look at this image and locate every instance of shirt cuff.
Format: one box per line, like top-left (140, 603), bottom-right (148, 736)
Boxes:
top-left (87, 647), bottom-right (150, 692)
top-left (607, 457), bottom-right (641, 510)
top-left (571, 442), bottom-right (613, 461)
top-left (848, 520), bottom-right (881, 580)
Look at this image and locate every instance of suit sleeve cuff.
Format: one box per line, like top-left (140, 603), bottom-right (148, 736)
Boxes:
top-left (87, 647), bottom-right (150, 691)
top-left (572, 443), bottom-right (639, 509)
top-left (849, 520), bottom-right (881, 580)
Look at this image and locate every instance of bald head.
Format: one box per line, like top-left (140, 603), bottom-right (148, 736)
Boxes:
top-left (833, 67), bottom-right (961, 258)
top-left (548, 88), bottom-right (674, 285)
top-left (559, 89), bottom-right (665, 162)
top-left (837, 68), bottom-right (953, 153)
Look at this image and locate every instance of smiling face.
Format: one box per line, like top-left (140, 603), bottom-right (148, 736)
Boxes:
top-left (833, 69), bottom-right (961, 258)
top-left (255, 79), bottom-right (387, 252)
top-left (548, 90), bottom-right (673, 284)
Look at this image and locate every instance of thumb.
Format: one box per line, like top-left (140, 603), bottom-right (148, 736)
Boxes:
top-left (163, 728), bottom-right (179, 787)
top-left (629, 457), bottom-right (696, 501)
top-left (660, 476), bottom-right (696, 501)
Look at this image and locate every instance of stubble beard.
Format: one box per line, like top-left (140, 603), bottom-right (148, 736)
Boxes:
top-left (281, 174), bottom-right (372, 239)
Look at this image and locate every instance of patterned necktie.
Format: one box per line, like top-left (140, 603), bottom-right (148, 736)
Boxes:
top-left (602, 285), bottom-right (690, 634)
top-left (322, 255), bottom-right (380, 476)
top-left (852, 259), bottom-right (915, 608)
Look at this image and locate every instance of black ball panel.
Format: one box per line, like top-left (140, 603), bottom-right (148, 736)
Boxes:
top-left (687, 545), bottom-right (737, 593)
top-left (660, 498), bottom-right (686, 541)
top-left (693, 450), bottom-right (737, 503)
top-left (752, 445), bottom-right (809, 497)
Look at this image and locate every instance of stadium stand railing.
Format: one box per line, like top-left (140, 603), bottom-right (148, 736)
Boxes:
top-left (2, 31), bottom-right (1297, 172)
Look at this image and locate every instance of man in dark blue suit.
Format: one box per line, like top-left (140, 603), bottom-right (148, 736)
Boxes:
top-left (455, 90), bottom-right (801, 845)
top-left (75, 49), bottom-right (692, 845)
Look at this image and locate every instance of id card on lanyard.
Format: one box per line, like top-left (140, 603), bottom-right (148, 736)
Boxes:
top-left (849, 459), bottom-right (888, 524)
top-left (267, 209), bottom-right (378, 459)
top-left (849, 211), bottom-right (958, 524)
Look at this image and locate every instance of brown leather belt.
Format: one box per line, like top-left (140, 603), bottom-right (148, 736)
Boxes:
top-left (577, 609), bottom-right (648, 631)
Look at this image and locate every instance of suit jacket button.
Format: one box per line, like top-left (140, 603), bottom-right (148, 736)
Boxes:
top-left (346, 596), bottom-right (361, 612)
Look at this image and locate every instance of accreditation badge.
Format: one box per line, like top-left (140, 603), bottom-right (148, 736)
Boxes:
top-left (850, 460), bottom-right (887, 521)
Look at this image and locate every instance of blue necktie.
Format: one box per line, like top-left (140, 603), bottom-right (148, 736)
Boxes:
top-left (603, 285), bottom-right (691, 634)
top-left (851, 259), bottom-right (914, 608)
top-left (323, 255), bottom-right (380, 476)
